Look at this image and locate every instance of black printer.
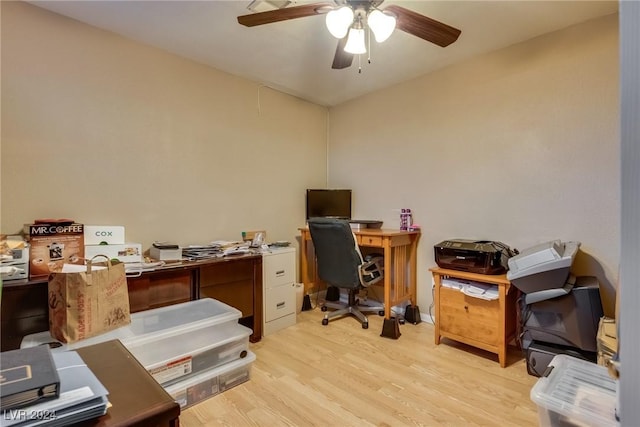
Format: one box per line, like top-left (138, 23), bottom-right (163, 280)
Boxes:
top-left (434, 239), bottom-right (517, 275)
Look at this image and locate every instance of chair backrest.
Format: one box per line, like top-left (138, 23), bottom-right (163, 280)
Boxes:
top-left (307, 218), bottom-right (363, 290)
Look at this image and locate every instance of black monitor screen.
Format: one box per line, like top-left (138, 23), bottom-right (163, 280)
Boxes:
top-left (306, 189), bottom-right (352, 220)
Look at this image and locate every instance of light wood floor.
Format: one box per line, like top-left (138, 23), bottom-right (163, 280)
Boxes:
top-left (180, 307), bottom-right (540, 426)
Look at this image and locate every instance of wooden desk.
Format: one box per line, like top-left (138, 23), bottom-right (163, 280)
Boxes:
top-left (1, 254), bottom-right (263, 350)
top-left (430, 267), bottom-right (518, 367)
top-left (299, 228), bottom-right (421, 335)
top-left (76, 340), bottom-right (180, 426)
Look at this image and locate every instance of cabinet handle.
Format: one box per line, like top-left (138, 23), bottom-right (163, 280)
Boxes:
top-left (276, 270), bottom-right (285, 277)
top-left (276, 302), bottom-right (285, 309)
top-left (464, 305), bottom-right (469, 311)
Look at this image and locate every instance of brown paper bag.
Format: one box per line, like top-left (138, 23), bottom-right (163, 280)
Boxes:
top-left (48, 255), bottom-right (131, 343)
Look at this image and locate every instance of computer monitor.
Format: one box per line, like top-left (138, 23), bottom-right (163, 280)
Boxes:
top-left (306, 189), bottom-right (352, 220)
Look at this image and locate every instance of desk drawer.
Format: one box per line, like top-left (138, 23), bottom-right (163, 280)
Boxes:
top-left (357, 235), bottom-right (383, 247)
top-left (439, 287), bottom-right (500, 346)
top-left (264, 252), bottom-right (295, 288)
top-left (265, 283), bottom-right (296, 322)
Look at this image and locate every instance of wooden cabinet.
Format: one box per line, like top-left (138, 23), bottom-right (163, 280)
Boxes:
top-left (262, 247), bottom-right (296, 336)
top-left (438, 287), bottom-right (501, 346)
top-left (430, 267), bottom-right (518, 367)
top-left (0, 283), bottom-right (50, 351)
top-left (198, 256), bottom-right (263, 342)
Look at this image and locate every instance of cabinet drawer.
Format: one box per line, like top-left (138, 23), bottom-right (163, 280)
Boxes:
top-left (264, 252), bottom-right (295, 288)
top-left (265, 283), bottom-right (296, 322)
top-left (439, 287), bottom-right (500, 346)
top-left (357, 235), bottom-right (383, 247)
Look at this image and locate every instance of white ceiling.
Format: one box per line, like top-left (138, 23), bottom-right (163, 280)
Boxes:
top-left (28, 0), bottom-right (618, 106)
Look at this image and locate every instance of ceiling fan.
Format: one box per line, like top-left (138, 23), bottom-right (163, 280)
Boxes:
top-left (237, 0), bottom-right (461, 70)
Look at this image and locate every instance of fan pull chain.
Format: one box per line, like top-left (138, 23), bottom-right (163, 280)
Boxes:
top-left (358, 54), bottom-right (362, 74)
top-left (367, 28), bottom-right (371, 64)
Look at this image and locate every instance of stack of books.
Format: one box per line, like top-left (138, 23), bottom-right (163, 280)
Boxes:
top-left (181, 244), bottom-right (223, 260)
top-left (1, 346), bottom-right (108, 426)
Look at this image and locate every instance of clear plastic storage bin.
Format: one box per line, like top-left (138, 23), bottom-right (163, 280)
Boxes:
top-left (530, 354), bottom-right (618, 427)
top-left (165, 351), bottom-right (256, 409)
top-left (130, 322), bottom-right (252, 385)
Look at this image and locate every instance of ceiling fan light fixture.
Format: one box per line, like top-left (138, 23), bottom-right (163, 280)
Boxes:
top-left (367, 9), bottom-right (396, 43)
top-left (344, 27), bottom-right (366, 54)
top-left (325, 6), bottom-right (354, 39)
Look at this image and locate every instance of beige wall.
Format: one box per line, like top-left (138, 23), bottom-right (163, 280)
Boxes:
top-left (1, 3), bottom-right (620, 317)
top-left (328, 14), bottom-right (620, 316)
top-left (1, 2), bottom-right (328, 250)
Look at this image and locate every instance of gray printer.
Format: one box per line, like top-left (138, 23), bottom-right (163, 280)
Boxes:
top-left (507, 240), bottom-right (603, 376)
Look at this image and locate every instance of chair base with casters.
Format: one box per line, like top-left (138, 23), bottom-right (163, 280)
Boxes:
top-left (321, 287), bottom-right (384, 329)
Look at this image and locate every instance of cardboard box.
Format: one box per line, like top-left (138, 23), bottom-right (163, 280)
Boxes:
top-left (27, 223), bottom-right (84, 278)
top-left (150, 245), bottom-right (182, 261)
top-left (84, 243), bottom-right (142, 264)
top-left (84, 225), bottom-right (126, 245)
top-left (241, 230), bottom-right (266, 244)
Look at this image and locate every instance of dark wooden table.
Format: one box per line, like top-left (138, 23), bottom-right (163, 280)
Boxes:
top-left (76, 339), bottom-right (180, 426)
top-left (1, 253), bottom-right (263, 350)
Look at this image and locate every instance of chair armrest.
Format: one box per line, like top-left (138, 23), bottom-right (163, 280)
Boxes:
top-left (358, 256), bottom-right (384, 287)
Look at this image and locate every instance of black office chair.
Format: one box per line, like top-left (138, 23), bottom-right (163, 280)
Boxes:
top-left (307, 217), bottom-right (384, 329)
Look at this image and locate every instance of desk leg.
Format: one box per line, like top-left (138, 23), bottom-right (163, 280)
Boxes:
top-left (380, 239), bottom-right (401, 339)
top-left (383, 241), bottom-right (392, 319)
top-left (403, 237), bottom-right (422, 324)
top-left (498, 284), bottom-right (507, 368)
top-left (300, 232), bottom-right (307, 286)
top-left (409, 236), bottom-right (418, 307)
top-left (300, 230), bottom-right (310, 292)
top-left (433, 274), bottom-right (442, 345)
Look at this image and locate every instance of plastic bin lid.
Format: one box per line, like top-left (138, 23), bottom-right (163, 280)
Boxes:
top-left (20, 298), bottom-right (242, 351)
top-left (127, 298), bottom-right (242, 340)
top-left (530, 354), bottom-right (617, 426)
top-left (21, 327), bottom-right (135, 351)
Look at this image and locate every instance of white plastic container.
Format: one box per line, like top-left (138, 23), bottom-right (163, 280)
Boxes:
top-left (84, 243), bottom-right (143, 263)
top-left (21, 298), bottom-right (242, 350)
top-left (165, 351), bottom-right (256, 409)
top-left (530, 354), bottom-right (618, 427)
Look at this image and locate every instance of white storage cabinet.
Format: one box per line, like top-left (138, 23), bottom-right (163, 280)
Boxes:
top-left (262, 247), bottom-right (297, 336)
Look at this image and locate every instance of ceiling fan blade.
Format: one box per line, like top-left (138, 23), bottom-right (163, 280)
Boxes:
top-left (331, 37), bottom-right (353, 69)
top-left (383, 5), bottom-right (461, 47)
top-left (238, 2), bottom-right (333, 27)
